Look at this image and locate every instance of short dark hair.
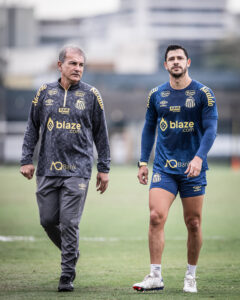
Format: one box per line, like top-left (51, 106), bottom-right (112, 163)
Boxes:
top-left (58, 44), bottom-right (86, 63)
top-left (164, 45), bottom-right (189, 61)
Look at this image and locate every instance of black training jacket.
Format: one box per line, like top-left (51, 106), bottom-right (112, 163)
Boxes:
top-left (21, 79), bottom-right (110, 177)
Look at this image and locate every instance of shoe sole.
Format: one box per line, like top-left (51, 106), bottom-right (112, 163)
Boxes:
top-left (183, 289), bottom-right (197, 293)
top-left (133, 286), bottom-right (164, 292)
top-left (58, 287), bottom-right (74, 292)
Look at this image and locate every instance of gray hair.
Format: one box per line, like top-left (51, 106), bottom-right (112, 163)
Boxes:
top-left (58, 44), bottom-right (86, 63)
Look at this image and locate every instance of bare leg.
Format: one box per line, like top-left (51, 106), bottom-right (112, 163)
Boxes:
top-left (149, 188), bottom-right (175, 264)
top-left (181, 195), bottom-right (204, 265)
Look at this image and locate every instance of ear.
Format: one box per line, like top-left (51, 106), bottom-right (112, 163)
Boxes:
top-left (57, 61), bottom-right (62, 72)
top-left (187, 58), bottom-right (191, 67)
top-left (164, 61), bottom-right (168, 70)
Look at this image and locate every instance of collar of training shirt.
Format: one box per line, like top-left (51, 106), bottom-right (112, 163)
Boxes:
top-left (57, 78), bottom-right (81, 91)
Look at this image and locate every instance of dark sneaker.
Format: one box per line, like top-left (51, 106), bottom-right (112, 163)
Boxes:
top-left (58, 275), bottom-right (74, 292)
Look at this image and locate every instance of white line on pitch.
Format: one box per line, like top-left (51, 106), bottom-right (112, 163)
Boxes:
top-left (0, 235), bottom-right (226, 242)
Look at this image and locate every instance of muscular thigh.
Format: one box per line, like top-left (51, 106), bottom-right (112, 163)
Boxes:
top-left (181, 195), bottom-right (204, 222)
top-left (149, 188), bottom-right (176, 217)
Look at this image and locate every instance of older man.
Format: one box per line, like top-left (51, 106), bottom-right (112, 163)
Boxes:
top-left (20, 45), bottom-right (110, 292)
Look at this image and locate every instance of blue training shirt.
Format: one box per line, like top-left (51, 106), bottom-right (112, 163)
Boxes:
top-left (140, 80), bottom-right (218, 174)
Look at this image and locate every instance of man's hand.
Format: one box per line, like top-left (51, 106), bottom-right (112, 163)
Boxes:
top-left (137, 165), bottom-right (148, 185)
top-left (96, 172), bottom-right (109, 194)
top-left (20, 164), bottom-right (35, 180)
top-left (185, 156), bottom-right (203, 178)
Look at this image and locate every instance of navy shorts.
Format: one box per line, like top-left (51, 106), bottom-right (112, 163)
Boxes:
top-left (150, 170), bottom-right (207, 198)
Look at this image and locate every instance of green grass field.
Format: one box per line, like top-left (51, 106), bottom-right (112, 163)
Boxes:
top-left (0, 165), bottom-right (240, 300)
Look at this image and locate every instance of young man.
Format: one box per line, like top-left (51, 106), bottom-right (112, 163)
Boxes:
top-left (20, 45), bottom-right (110, 292)
top-left (133, 45), bottom-right (218, 293)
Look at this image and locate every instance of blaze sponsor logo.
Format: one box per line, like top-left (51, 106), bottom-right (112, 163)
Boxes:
top-left (152, 173), bottom-right (161, 183)
top-left (161, 91), bottom-right (170, 97)
top-left (160, 100), bottom-right (168, 107)
top-left (48, 89), bottom-right (58, 96)
top-left (169, 121), bottom-right (194, 132)
top-left (185, 97), bottom-right (195, 108)
top-left (45, 99), bottom-right (54, 106)
top-left (75, 91), bottom-right (85, 97)
top-left (169, 106), bottom-right (181, 112)
top-left (165, 159), bottom-right (189, 169)
top-left (32, 84), bottom-right (47, 106)
top-left (185, 90), bottom-right (195, 97)
top-left (200, 86), bottom-right (215, 106)
top-left (193, 186), bottom-right (202, 192)
top-left (46, 117), bottom-right (81, 133)
top-left (159, 119), bottom-right (194, 132)
top-left (147, 87), bottom-right (158, 108)
top-left (91, 87), bottom-right (104, 110)
top-left (75, 99), bottom-right (85, 110)
top-left (50, 161), bottom-right (76, 171)
top-left (159, 118), bottom-right (168, 131)
top-left (59, 107), bottom-right (70, 114)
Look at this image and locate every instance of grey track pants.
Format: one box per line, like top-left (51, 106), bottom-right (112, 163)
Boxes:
top-left (36, 176), bottom-right (89, 276)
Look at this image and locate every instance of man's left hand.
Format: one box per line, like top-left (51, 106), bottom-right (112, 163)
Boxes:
top-left (185, 156), bottom-right (203, 178)
top-left (96, 172), bottom-right (109, 194)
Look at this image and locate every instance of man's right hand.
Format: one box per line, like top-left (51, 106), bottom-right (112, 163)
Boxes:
top-left (137, 165), bottom-right (148, 185)
top-left (20, 164), bottom-right (35, 180)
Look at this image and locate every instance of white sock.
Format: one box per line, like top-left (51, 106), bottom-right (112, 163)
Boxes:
top-left (186, 264), bottom-right (197, 277)
top-left (150, 264), bottom-right (162, 278)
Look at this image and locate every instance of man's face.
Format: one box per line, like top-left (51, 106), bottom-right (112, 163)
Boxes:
top-left (164, 49), bottom-right (191, 78)
top-left (58, 49), bottom-right (85, 86)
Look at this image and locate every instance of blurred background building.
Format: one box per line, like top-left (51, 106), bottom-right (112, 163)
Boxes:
top-left (0, 0), bottom-right (239, 166)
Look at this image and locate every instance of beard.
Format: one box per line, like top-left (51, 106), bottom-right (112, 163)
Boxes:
top-left (168, 66), bottom-right (187, 78)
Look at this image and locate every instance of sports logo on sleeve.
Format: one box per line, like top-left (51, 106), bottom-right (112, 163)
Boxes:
top-left (32, 84), bottom-right (47, 106)
top-left (147, 87), bottom-right (158, 108)
top-left (91, 87), bottom-right (104, 110)
top-left (200, 86), bottom-right (215, 106)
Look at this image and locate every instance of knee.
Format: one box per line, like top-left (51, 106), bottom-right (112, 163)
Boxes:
top-left (40, 216), bottom-right (58, 229)
top-left (150, 210), bottom-right (166, 227)
top-left (61, 214), bottom-right (79, 228)
top-left (185, 217), bottom-right (201, 233)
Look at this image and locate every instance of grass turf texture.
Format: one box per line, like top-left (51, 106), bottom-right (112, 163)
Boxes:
top-left (0, 165), bottom-right (239, 299)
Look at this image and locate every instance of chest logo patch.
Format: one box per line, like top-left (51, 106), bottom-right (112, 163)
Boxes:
top-left (185, 90), bottom-right (195, 97)
top-left (59, 107), bottom-right (70, 114)
top-left (159, 118), bottom-right (168, 131)
top-left (48, 89), bottom-right (58, 96)
top-left (75, 99), bottom-right (85, 110)
top-left (45, 99), bottom-right (54, 106)
top-left (160, 100), bottom-right (168, 107)
top-left (185, 97), bottom-right (195, 108)
top-left (161, 91), bottom-right (170, 97)
top-left (47, 117), bottom-right (54, 131)
top-left (75, 91), bottom-right (85, 97)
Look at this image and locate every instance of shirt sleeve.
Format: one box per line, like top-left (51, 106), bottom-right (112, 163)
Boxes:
top-left (200, 86), bottom-right (218, 120)
top-left (20, 85), bottom-right (46, 166)
top-left (91, 88), bottom-right (111, 173)
top-left (140, 89), bottom-right (158, 162)
top-left (195, 118), bottom-right (218, 160)
top-left (195, 86), bottom-right (218, 160)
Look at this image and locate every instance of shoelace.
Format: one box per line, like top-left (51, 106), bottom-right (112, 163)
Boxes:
top-left (144, 274), bottom-right (154, 281)
top-left (186, 277), bottom-right (196, 287)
